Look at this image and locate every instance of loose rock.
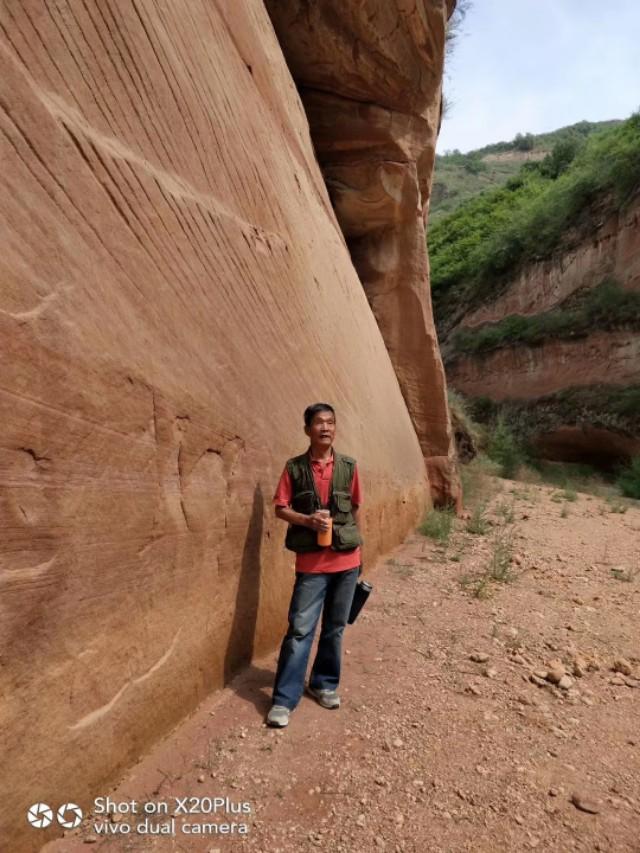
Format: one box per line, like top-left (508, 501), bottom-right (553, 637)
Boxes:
top-left (545, 660), bottom-right (566, 685)
top-left (571, 792), bottom-right (601, 814)
top-left (612, 658), bottom-right (632, 676)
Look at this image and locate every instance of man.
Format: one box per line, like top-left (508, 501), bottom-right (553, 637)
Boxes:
top-left (267, 402), bottom-right (363, 728)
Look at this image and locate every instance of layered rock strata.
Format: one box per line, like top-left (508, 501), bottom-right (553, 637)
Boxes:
top-left (0, 1), bottom-right (450, 847)
top-left (449, 332), bottom-right (640, 401)
top-left (463, 195), bottom-right (640, 328)
top-left (444, 194), bottom-right (640, 466)
top-left (265, 0), bottom-right (460, 505)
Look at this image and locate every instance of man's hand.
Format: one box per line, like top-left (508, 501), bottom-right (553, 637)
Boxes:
top-left (275, 506), bottom-right (330, 531)
top-left (307, 511), bottom-right (331, 532)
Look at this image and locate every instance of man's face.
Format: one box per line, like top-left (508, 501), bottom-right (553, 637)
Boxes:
top-left (305, 411), bottom-right (336, 448)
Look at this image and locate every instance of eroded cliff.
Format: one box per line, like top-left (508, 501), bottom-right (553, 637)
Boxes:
top-left (265, 0), bottom-right (460, 504)
top-left (0, 1), bottom-right (452, 848)
top-left (444, 193), bottom-right (640, 466)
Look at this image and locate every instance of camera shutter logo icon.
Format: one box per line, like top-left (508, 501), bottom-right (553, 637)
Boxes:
top-left (57, 803), bottom-right (83, 829)
top-left (27, 803), bottom-right (53, 828)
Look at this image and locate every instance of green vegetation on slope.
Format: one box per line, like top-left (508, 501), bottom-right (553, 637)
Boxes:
top-left (617, 457), bottom-right (640, 499)
top-left (466, 385), bottom-right (640, 446)
top-left (429, 114), bottom-right (640, 322)
top-left (451, 278), bottom-right (640, 356)
top-left (467, 120), bottom-right (621, 159)
top-left (458, 393), bottom-right (640, 503)
top-left (431, 120), bottom-right (620, 220)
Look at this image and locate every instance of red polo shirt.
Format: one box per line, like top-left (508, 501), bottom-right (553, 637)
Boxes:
top-left (273, 448), bottom-right (362, 573)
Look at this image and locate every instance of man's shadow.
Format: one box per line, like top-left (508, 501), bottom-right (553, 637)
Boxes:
top-left (223, 482), bottom-right (275, 716)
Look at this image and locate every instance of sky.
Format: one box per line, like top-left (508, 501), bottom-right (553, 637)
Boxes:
top-left (438, 0), bottom-right (640, 153)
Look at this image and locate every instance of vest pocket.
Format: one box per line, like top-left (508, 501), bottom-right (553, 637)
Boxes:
top-left (332, 490), bottom-right (352, 521)
top-left (333, 522), bottom-right (362, 549)
top-left (291, 489), bottom-right (317, 515)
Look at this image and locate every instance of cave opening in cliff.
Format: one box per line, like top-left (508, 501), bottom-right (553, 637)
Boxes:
top-left (534, 427), bottom-right (638, 473)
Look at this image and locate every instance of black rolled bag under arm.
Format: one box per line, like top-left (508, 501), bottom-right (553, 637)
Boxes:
top-left (348, 575), bottom-right (373, 625)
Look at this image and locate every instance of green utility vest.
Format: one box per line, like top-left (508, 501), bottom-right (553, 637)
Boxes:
top-left (284, 449), bottom-right (363, 554)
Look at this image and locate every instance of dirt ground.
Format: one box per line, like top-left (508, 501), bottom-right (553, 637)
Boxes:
top-left (44, 477), bottom-right (640, 853)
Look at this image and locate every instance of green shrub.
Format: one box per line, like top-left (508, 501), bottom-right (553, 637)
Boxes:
top-left (418, 507), bottom-right (455, 543)
top-left (552, 487), bottom-right (578, 502)
top-left (538, 137), bottom-right (584, 179)
top-left (486, 419), bottom-right (526, 478)
top-left (617, 457), bottom-right (640, 499)
top-left (494, 499), bottom-right (515, 523)
top-left (606, 497), bottom-right (628, 514)
top-left (468, 396), bottom-right (498, 424)
top-left (513, 132), bottom-right (535, 151)
top-left (466, 502), bottom-right (489, 535)
top-left (487, 528), bottom-right (515, 583)
top-left (448, 388), bottom-right (482, 445)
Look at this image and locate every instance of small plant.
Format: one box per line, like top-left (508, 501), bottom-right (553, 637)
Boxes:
top-left (449, 542), bottom-right (467, 564)
top-left (459, 453), bottom-right (501, 511)
top-left (611, 565), bottom-right (638, 582)
top-left (487, 528), bottom-right (515, 583)
top-left (487, 418), bottom-right (526, 479)
top-left (616, 457), bottom-right (640, 499)
top-left (459, 572), bottom-right (491, 599)
top-left (466, 502), bottom-right (489, 535)
top-left (606, 497), bottom-right (628, 514)
top-left (552, 488), bottom-right (577, 503)
top-left (418, 507), bottom-right (455, 543)
top-left (494, 499), bottom-right (515, 523)
top-left (459, 526), bottom-right (517, 599)
top-left (390, 562), bottom-right (414, 577)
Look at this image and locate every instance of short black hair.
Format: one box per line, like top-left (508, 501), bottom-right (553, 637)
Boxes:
top-left (304, 403), bottom-right (336, 428)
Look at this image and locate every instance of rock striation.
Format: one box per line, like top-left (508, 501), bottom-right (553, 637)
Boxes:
top-left (0, 1), bottom-right (451, 848)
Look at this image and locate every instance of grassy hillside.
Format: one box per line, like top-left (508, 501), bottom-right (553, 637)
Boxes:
top-left (431, 120), bottom-right (621, 220)
top-left (428, 114), bottom-right (640, 325)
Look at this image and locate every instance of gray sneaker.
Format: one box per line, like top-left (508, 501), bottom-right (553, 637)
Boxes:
top-left (306, 685), bottom-right (340, 709)
top-left (266, 705), bottom-right (290, 727)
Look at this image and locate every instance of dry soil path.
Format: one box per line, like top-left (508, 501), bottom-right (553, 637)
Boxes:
top-left (44, 478), bottom-right (640, 853)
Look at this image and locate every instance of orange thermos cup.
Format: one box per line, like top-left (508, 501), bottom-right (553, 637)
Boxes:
top-left (317, 509), bottom-right (332, 547)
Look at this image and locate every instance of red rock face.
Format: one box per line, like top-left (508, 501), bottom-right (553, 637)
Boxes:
top-left (448, 332), bottom-right (640, 401)
top-left (265, 0), bottom-right (457, 486)
top-left (0, 2), bottom-right (450, 847)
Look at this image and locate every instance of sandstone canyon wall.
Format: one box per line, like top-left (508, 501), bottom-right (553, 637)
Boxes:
top-left (0, 1), bottom-right (452, 848)
top-left (265, 0), bottom-right (460, 505)
top-left (444, 194), bottom-right (640, 465)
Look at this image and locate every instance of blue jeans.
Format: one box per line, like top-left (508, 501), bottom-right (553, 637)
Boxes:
top-left (271, 566), bottom-right (360, 710)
